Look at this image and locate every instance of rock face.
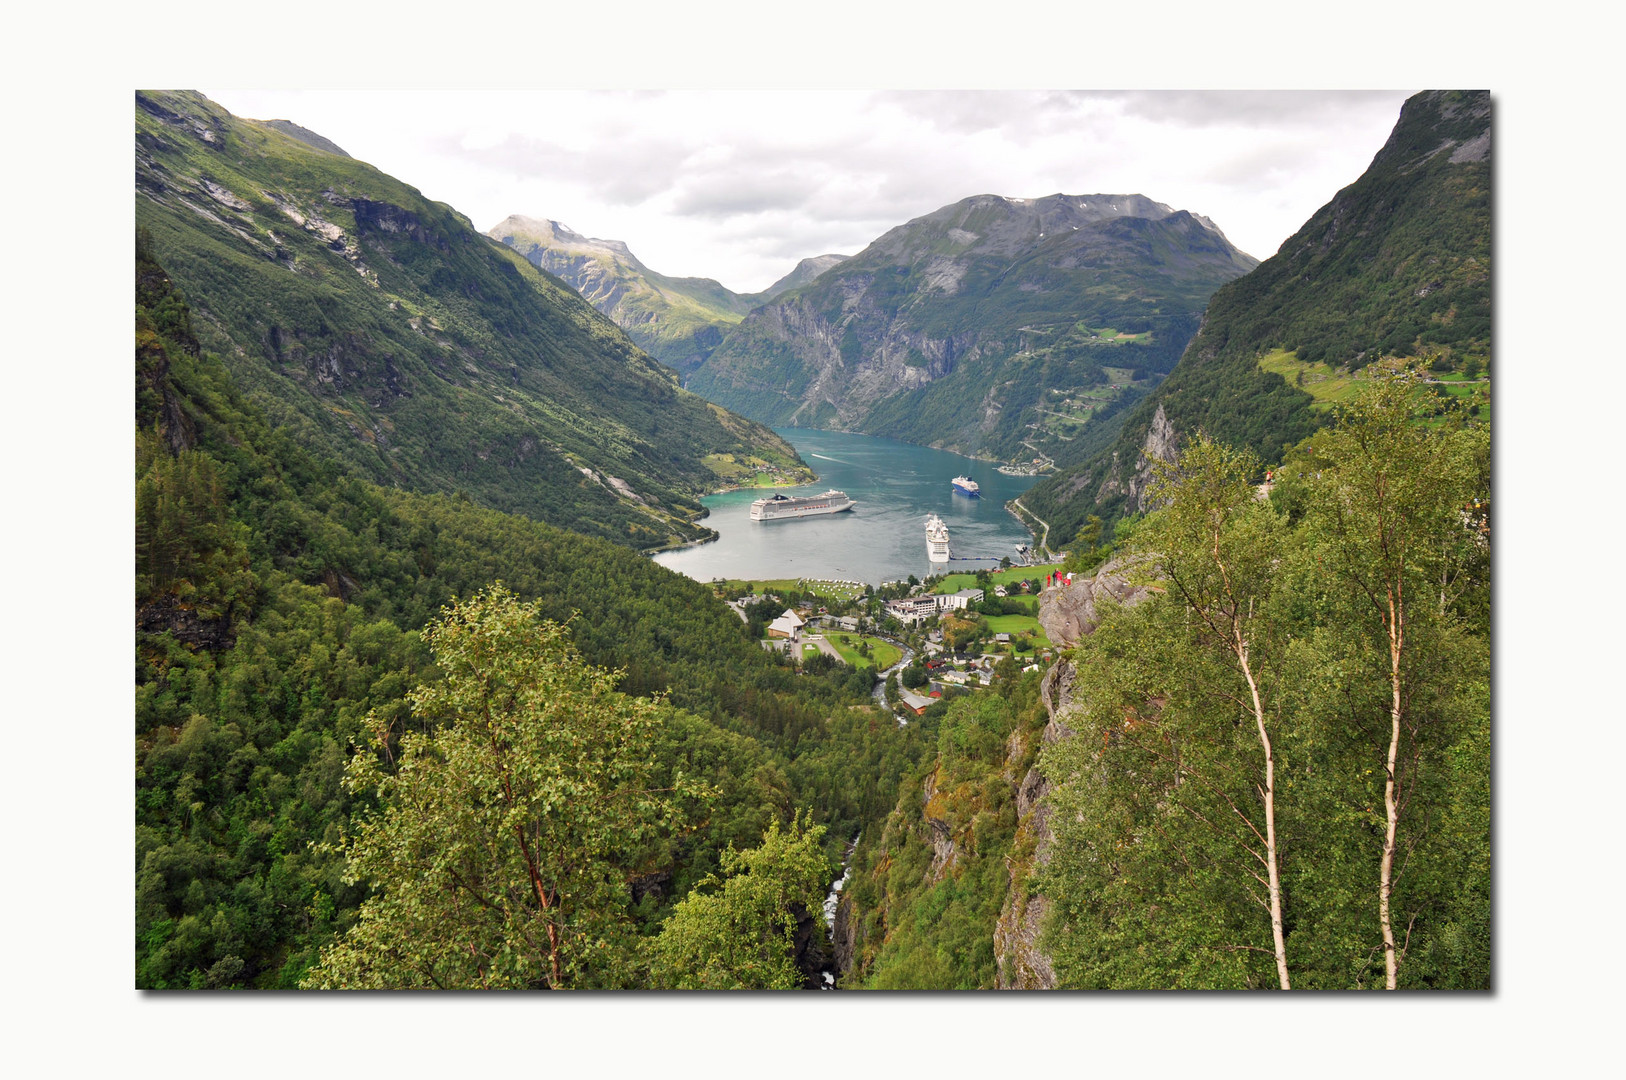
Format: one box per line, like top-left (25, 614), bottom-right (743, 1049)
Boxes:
top-left (1036, 554), bottom-right (1159, 647)
top-left (688, 192), bottom-right (1255, 462)
top-left (993, 558), bottom-right (1158, 988)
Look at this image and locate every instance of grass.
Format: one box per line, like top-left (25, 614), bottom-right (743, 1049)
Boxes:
top-left (721, 578), bottom-right (867, 601)
top-left (827, 634), bottom-right (903, 670)
top-left (932, 564), bottom-right (1061, 595)
top-left (981, 614), bottom-right (1051, 648)
top-left (1256, 348), bottom-right (1365, 409)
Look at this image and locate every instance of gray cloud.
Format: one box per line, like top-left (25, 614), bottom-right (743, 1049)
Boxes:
top-left (1103, 89), bottom-right (1412, 127)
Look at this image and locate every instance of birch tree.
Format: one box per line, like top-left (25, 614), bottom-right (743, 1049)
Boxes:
top-left (1293, 361), bottom-right (1490, 989)
top-left (1040, 437), bottom-right (1297, 989)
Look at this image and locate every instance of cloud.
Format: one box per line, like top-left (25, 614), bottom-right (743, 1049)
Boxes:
top-left (1106, 89), bottom-right (1412, 128)
top-left (202, 87), bottom-right (1417, 292)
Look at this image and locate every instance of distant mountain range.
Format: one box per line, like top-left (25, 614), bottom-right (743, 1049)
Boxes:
top-left (685, 192), bottom-right (1258, 464)
top-left (135, 91), bottom-right (811, 550)
top-left (1019, 89), bottom-right (1493, 547)
top-left (490, 215), bottom-right (847, 374)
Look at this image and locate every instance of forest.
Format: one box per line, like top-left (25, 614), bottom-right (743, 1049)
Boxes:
top-left (136, 234), bottom-right (932, 987)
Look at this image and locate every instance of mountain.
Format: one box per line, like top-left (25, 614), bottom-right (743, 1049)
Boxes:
top-left (685, 193), bottom-right (1258, 464)
top-left (135, 91), bottom-right (811, 551)
top-left (762, 253), bottom-right (850, 299)
top-left (490, 215), bottom-right (848, 374)
top-left (1019, 90), bottom-right (1492, 547)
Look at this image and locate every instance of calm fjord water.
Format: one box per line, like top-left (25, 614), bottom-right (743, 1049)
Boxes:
top-left (652, 429), bottom-right (1040, 585)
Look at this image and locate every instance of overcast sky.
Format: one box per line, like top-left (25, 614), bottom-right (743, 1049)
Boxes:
top-left (203, 89), bottom-right (1414, 293)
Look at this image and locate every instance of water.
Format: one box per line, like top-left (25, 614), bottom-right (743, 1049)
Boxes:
top-left (654, 429), bottom-right (1041, 585)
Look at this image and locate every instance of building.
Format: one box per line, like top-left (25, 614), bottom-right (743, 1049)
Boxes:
top-left (766, 609), bottom-right (805, 639)
top-left (898, 689), bottom-right (933, 716)
top-left (884, 596), bottom-right (942, 625)
top-left (940, 587), bottom-right (985, 611)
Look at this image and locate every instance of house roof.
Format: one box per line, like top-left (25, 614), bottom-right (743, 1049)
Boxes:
top-left (899, 689), bottom-right (933, 711)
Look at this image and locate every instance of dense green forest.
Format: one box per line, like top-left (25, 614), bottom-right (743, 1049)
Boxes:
top-left (1021, 90), bottom-right (1491, 548)
top-left (135, 236), bottom-right (931, 987)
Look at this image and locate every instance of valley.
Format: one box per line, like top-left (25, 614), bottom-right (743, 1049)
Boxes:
top-left (132, 89), bottom-right (1491, 994)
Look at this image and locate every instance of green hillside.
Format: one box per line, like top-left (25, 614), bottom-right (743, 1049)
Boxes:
top-left (136, 91), bottom-right (809, 552)
top-left (1020, 90), bottom-right (1491, 545)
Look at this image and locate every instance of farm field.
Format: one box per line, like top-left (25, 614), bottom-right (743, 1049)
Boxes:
top-left (1256, 348), bottom-right (1365, 408)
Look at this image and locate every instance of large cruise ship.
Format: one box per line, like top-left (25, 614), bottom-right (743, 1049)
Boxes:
top-left (925, 513), bottom-right (951, 563)
top-left (749, 489), bottom-right (857, 521)
top-left (951, 475), bottom-right (980, 497)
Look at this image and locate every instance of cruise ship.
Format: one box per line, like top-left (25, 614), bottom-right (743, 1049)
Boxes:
top-left (749, 489), bottom-right (856, 521)
top-left (951, 475), bottom-right (981, 497)
top-left (925, 514), bottom-right (951, 563)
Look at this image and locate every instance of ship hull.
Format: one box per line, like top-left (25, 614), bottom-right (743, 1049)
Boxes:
top-left (925, 513), bottom-right (951, 563)
top-left (750, 490), bottom-right (857, 521)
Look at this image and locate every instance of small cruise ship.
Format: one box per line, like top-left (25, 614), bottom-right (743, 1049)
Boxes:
top-left (951, 475), bottom-right (981, 497)
top-left (749, 489), bottom-right (857, 521)
top-left (925, 514), bottom-right (951, 563)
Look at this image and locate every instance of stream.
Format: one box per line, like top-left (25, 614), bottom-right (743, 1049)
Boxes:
top-left (819, 834), bottom-right (860, 989)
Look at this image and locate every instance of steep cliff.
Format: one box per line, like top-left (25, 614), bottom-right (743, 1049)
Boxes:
top-left (994, 557), bottom-right (1158, 987)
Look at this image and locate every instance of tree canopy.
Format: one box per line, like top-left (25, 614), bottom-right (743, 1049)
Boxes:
top-left (304, 586), bottom-right (709, 989)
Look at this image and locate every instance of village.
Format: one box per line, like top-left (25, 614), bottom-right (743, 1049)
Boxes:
top-left (713, 562), bottom-right (1079, 724)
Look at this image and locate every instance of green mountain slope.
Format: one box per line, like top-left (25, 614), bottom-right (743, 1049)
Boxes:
top-left (1020, 90), bottom-right (1492, 546)
top-left (136, 90), bottom-right (809, 551)
top-left (687, 193), bottom-right (1257, 463)
top-left (490, 215), bottom-right (848, 374)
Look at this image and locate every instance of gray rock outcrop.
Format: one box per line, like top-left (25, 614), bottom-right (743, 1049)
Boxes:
top-left (1036, 553), bottom-right (1159, 647)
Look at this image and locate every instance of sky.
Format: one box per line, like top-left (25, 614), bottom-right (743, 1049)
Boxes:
top-left (201, 89), bottom-right (1415, 293)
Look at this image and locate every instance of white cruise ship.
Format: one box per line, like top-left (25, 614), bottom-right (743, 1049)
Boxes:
top-left (749, 489), bottom-right (857, 521)
top-left (925, 513), bottom-right (951, 563)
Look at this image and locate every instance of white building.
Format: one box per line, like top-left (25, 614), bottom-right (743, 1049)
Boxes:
top-left (766, 609), bottom-right (805, 639)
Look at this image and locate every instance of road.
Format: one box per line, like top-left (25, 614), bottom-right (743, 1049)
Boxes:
top-left (1011, 498), bottom-right (1053, 557)
top-left (871, 636), bottom-right (916, 706)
